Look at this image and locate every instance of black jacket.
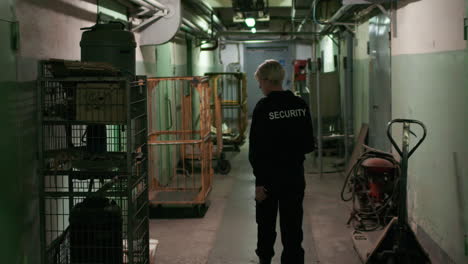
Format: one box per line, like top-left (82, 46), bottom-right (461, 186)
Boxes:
top-left (249, 90), bottom-right (315, 189)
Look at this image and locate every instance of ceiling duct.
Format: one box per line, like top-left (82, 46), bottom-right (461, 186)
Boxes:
top-left (122, 0), bottom-right (181, 45)
top-left (232, 0), bottom-right (266, 12)
top-left (232, 0), bottom-right (269, 22)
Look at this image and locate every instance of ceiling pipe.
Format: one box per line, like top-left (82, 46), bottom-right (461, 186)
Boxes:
top-left (126, 0), bottom-right (157, 11)
top-left (200, 39), bottom-right (218, 51)
top-left (114, 0), bottom-right (137, 9)
top-left (182, 17), bottom-right (211, 39)
top-left (221, 38), bottom-right (315, 44)
top-left (132, 10), bottom-right (166, 31)
top-left (137, 7), bottom-right (153, 17)
top-left (311, 0), bottom-right (357, 34)
top-left (143, 0), bottom-right (168, 11)
top-left (182, 0), bottom-right (226, 32)
top-left (312, 0), bottom-right (355, 25)
top-left (218, 31), bottom-right (321, 36)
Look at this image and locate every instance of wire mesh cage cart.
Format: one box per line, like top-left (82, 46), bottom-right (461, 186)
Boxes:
top-left (205, 72), bottom-right (248, 153)
top-left (38, 60), bottom-right (149, 264)
top-left (147, 76), bottom-right (214, 217)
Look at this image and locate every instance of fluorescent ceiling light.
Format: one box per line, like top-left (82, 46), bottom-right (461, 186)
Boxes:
top-left (245, 17), bottom-right (256, 27)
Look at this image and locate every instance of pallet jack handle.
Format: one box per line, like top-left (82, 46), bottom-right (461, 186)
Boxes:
top-left (387, 119), bottom-right (427, 158)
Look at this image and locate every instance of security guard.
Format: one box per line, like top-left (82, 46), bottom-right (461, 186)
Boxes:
top-left (249, 59), bottom-right (314, 264)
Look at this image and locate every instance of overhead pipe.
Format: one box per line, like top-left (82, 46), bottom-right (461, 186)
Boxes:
top-left (200, 39), bottom-right (218, 51)
top-left (218, 31), bottom-right (321, 36)
top-left (183, 0), bottom-right (226, 32)
top-left (143, 0), bottom-right (168, 11)
top-left (137, 7), bottom-right (153, 17)
top-left (220, 39), bottom-right (293, 44)
top-left (182, 17), bottom-right (211, 39)
top-left (132, 10), bottom-right (165, 31)
top-left (312, 0), bottom-right (355, 25)
top-left (126, 0), bottom-right (170, 15)
top-left (180, 25), bottom-right (206, 39)
top-left (126, 0), bottom-right (157, 11)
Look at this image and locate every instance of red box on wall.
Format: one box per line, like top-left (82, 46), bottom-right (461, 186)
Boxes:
top-left (294, 60), bottom-right (307, 81)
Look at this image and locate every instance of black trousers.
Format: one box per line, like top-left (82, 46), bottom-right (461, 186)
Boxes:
top-left (255, 188), bottom-right (305, 264)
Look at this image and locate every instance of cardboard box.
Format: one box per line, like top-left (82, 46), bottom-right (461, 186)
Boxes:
top-left (76, 82), bottom-right (127, 123)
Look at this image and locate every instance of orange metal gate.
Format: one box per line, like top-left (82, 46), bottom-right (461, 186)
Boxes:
top-left (206, 72), bottom-right (248, 151)
top-left (147, 77), bottom-right (213, 206)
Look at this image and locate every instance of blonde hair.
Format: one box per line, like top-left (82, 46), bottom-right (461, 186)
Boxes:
top-left (255, 59), bottom-right (285, 85)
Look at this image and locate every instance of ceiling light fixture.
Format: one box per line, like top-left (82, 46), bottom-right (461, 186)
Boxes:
top-left (245, 17), bottom-right (256, 27)
top-left (251, 27), bottom-right (256, 34)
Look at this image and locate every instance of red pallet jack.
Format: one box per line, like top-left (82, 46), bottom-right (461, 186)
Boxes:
top-left (352, 119), bottom-right (431, 264)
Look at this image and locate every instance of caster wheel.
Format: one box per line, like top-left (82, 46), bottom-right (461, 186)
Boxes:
top-left (217, 159), bottom-right (231, 175)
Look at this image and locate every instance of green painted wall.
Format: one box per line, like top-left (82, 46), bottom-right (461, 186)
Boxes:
top-left (155, 43), bottom-right (175, 76)
top-left (353, 21), bottom-right (370, 139)
top-left (193, 46), bottom-right (223, 75)
top-left (392, 49), bottom-right (468, 263)
top-left (352, 58), bottom-right (370, 137)
top-left (136, 45), bottom-right (157, 76)
top-left (0, 4), bottom-right (22, 263)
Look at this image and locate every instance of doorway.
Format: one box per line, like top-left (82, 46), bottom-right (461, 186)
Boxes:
top-left (243, 42), bottom-right (293, 116)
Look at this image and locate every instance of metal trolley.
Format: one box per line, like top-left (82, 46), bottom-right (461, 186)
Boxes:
top-left (147, 77), bottom-right (214, 216)
top-left (38, 61), bottom-right (149, 264)
top-left (205, 73), bottom-right (234, 175)
top-left (205, 72), bottom-right (248, 153)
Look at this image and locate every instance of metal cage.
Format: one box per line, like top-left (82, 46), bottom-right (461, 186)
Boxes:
top-left (38, 61), bottom-right (149, 264)
top-left (206, 72), bottom-right (248, 152)
top-left (147, 77), bottom-right (214, 208)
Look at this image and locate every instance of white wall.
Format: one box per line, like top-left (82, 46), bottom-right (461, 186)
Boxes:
top-left (391, 0), bottom-right (468, 263)
top-left (220, 43), bottom-right (244, 71)
top-left (295, 42), bottom-right (312, 60)
top-left (15, 1), bottom-right (99, 262)
top-left (17, 0), bottom-right (96, 63)
top-left (392, 0), bottom-right (466, 55)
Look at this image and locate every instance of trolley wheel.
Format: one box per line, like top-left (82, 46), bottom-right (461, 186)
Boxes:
top-left (234, 145), bottom-right (241, 152)
top-left (217, 159), bottom-right (231, 175)
top-left (194, 204), bottom-right (208, 217)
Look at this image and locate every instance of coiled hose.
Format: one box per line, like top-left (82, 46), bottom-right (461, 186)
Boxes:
top-left (341, 145), bottom-right (401, 231)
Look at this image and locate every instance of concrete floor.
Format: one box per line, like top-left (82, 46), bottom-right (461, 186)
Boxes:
top-left (150, 142), bottom-right (365, 264)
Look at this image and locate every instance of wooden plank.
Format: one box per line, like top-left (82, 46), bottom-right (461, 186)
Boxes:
top-left (345, 123), bottom-right (369, 177)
